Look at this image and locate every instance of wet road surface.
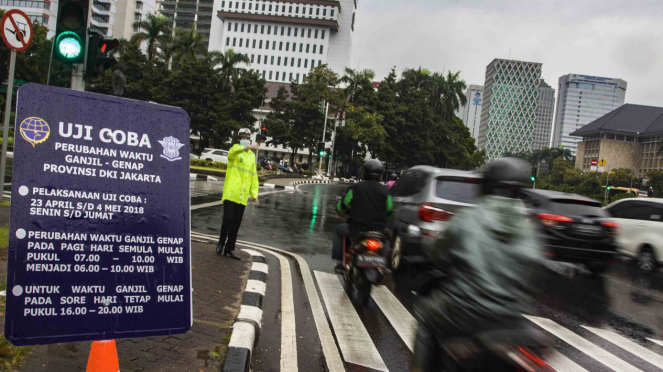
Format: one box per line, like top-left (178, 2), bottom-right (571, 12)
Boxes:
top-left (191, 181), bottom-right (663, 372)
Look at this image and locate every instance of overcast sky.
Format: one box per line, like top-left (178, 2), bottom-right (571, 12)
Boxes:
top-left (349, 0), bottom-right (663, 106)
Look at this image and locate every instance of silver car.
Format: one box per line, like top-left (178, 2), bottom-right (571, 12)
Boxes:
top-left (389, 166), bottom-right (482, 271)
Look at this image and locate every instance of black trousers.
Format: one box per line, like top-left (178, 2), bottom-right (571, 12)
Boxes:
top-left (219, 200), bottom-right (246, 252)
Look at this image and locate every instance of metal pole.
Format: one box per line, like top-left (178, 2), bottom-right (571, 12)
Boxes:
top-left (0, 51), bottom-right (17, 201)
top-left (604, 166), bottom-right (611, 205)
top-left (328, 123), bottom-right (337, 176)
top-left (318, 101), bottom-right (329, 175)
top-left (46, 35), bottom-right (55, 85)
top-left (71, 63), bottom-right (85, 91)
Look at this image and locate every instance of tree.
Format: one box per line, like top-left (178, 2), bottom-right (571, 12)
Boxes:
top-left (171, 28), bottom-right (207, 66)
top-left (131, 14), bottom-right (172, 62)
top-left (208, 49), bottom-right (251, 93)
top-left (646, 170), bottom-right (663, 197)
top-left (340, 67), bottom-right (375, 103)
top-left (429, 71), bottom-right (467, 122)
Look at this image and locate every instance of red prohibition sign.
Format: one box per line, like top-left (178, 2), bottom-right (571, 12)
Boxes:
top-left (1, 9), bottom-right (33, 52)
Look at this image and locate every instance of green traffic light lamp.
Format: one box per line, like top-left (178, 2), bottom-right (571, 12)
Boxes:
top-left (531, 176), bottom-right (536, 182)
top-left (56, 31), bottom-right (82, 60)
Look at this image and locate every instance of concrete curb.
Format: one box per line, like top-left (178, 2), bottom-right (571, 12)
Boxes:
top-left (190, 173), bottom-right (219, 181)
top-left (263, 183), bottom-right (295, 191)
top-left (288, 180), bottom-right (332, 186)
top-left (222, 251), bottom-right (268, 372)
top-left (339, 178), bottom-right (358, 183)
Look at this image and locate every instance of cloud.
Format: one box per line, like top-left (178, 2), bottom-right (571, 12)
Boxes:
top-left (350, 0), bottom-right (663, 106)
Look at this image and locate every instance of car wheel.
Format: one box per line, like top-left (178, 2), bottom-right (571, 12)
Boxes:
top-left (390, 235), bottom-right (404, 274)
top-left (638, 247), bottom-right (658, 272)
top-left (588, 261), bottom-right (607, 275)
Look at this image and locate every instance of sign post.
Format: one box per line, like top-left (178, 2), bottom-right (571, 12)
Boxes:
top-left (5, 84), bottom-right (191, 350)
top-left (0, 9), bottom-right (33, 201)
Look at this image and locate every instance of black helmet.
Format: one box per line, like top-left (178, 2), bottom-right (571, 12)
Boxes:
top-left (362, 159), bottom-right (384, 180)
top-left (390, 173), bottom-right (398, 180)
top-left (481, 158), bottom-right (529, 196)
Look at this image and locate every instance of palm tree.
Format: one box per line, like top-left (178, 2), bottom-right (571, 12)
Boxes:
top-left (441, 71), bottom-right (467, 121)
top-left (114, 38), bottom-right (130, 58)
top-left (131, 14), bottom-right (172, 62)
top-left (171, 28), bottom-right (208, 66)
top-left (208, 49), bottom-right (251, 92)
top-left (340, 67), bottom-right (375, 103)
top-left (552, 147), bottom-right (573, 162)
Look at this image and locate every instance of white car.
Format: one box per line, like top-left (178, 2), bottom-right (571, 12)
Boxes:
top-left (201, 149), bottom-right (228, 163)
top-left (605, 198), bottom-right (663, 272)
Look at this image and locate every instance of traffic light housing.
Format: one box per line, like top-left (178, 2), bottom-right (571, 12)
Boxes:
top-left (318, 101), bottom-right (325, 113)
top-left (54, 0), bottom-right (89, 63)
top-left (317, 142), bottom-right (325, 157)
top-left (86, 32), bottom-right (119, 77)
top-left (531, 166), bottom-right (537, 182)
top-left (607, 186), bottom-right (611, 191)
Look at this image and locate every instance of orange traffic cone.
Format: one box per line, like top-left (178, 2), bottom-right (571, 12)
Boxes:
top-left (86, 340), bottom-right (120, 372)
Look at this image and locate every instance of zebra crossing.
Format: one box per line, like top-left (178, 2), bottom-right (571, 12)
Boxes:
top-left (312, 270), bottom-right (663, 372)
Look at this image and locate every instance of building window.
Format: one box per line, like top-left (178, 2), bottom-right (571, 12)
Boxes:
top-left (297, 73), bottom-right (300, 82)
top-left (298, 58), bottom-right (302, 67)
top-left (261, 25), bottom-right (265, 34)
top-left (291, 58), bottom-right (295, 67)
top-left (303, 74), bottom-right (306, 82)
top-left (241, 24), bottom-right (244, 32)
top-left (269, 4), bottom-right (272, 11)
top-left (242, 2), bottom-right (245, 9)
top-left (331, 9), bottom-right (334, 17)
top-left (259, 40), bottom-right (263, 49)
top-left (283, 72), bottom-right (287, 82)
top-left (292, 42), bottom-right (297, 52)
top-left (283, 57), bottom-right (288, 66)
top-left (296, 6), bottom-right (299, 13)
top-left (304, 59), bottom-right (308, 68)
top-left (306, 44), bottom-right (310, 53)
top-left (272, 41), bottom-right (276, 50)
top-left (262, 4), bottom-right (265, 11)
top-left (257, 55), bottom-right (261, 64)
top-left (239, 39), bottom-right (243, 47)
top-left (134, 13), bottom-right (141, 21)
top-left (221, 1), bottom-right (225, 7)
top-left (311, 59), bottom-right (315, 69)
top-left (252, 39), bottom-right (256, 48)
top-left (294, 28), bottom-right (298, 37)
top-left (228, 22), bottom-right (232, 31)
top-left (299, 44), bottom-right (303, 52)
top-left (286, 42), bottom-right (289, 51)
top-left (312, 45), bottom-right (316, 53)
top-left (281, 27), bottom-right (285, 36)
top-left (234, 23), bottom-right (238, 31)
top-left (316, 7), bottom-right (319, 15)
top-left (315, 30), bottom-right (318, 38)
top-left (277, 57), bottom-right (281, 65)
top-left (308, 29), bottom-right (312, 38)
top-left (289, 6), bottom-right (292, 12)
top-left (226, 37), bottom-right (230, 46)
top-left (276, 72), bottom-right (279, 80)
top-left (289, 73), bottom-right (293, 81)
top-left (288, 27), bottom-right (291, 36)
top-left (318, 60), bottom-right (321, 66)
top-left (322, 30), bottom-right (325, 39)
top-left (248, 3), bottom-right (251, 10)
top-left (229, 1), bottom-right (232, 8)
top-left (320, 45), bottom-right (323, 54)
top-left (233, 38), bottom-right (236, 46)
top-left (309, 7), bottom-right (313, 14)
top-left (268, 26), bottom-right (271, 34)
top-left (271, 56), bottom-right (274, 65)
top-left (282, 5), bottom-right (285, 12)
top-left (247, 24), bottom-right (252, 33)
top-left (279, 42), bottom-right (283, 50)
top-left (251, 54), bottom-right (254, 62)
top-left (323, 9), bottom-right (326, 16)
top-left (269, 71), bottom-right (273, 79)
top-left (301, 28), bottom-right (305, 37)
top-left (263, 70), bottom-right (266, 78)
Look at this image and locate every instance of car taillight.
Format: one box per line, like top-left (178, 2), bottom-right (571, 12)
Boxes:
top-left (366, 239), bottom-right (381, 251)
top-left (419, 203), bottom-right (454, 223)
top-left (509, 347), bottom-right (556, 371)
top-left (536, 213), bottom-right (573, 229)
top-left (601, 220), bottom-right (619, 235)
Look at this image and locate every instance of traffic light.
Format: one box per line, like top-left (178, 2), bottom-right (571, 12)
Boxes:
top-left (318, 101), bottom-right (325, 113)
top-left (86, 32), bottom-right (119, 77)
top-left (607, 186), bottom-right (611, 191)
top-left (54, 0), bottom-right (89, 63)
top-left (531, 166), bottom-right (537, 182)
top-left (317, 142), bottom-right (325, 157)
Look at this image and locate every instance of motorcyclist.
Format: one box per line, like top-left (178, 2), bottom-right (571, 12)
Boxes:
top-left (386, 173), bottom-right (398, 189)
top-left (333, 159), bottom-right (393, 272)
top-left (413, 158), bottom-right (544, 372)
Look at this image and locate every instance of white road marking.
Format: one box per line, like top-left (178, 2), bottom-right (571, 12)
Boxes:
top-left (241, 249), bottom-right (265, 257)
top-left (583, 326), bottom-right (663, 369)
top-left (250, 262), bottom-right (268, 274)
top-left (245, 279), bottom-right (266, 297)
top-left (546, 350), bottom-right (589, 372)
top-left (238, 245), bottom-right (298, 372)
top-left (371, 285), bottom-right (418, 352)
top-left (648, 338), bottom-right (663, 348)
top-left (191, 190), bottom-right (286, 210)
top-left (524, 315), bottom-right (643, 372)
top-left (315, 271), bottom-right (389, 372)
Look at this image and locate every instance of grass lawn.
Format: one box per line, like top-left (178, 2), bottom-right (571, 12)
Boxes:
top-left (190, 166), bottom-right (226, 176)
top-left (0, 200), bottom-right (9, 208)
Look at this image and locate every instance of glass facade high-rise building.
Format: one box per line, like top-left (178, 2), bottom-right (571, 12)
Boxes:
top-left (160, 0), bottom-right (214, 47)
top-left (533, 79), bottom-right (555, 150)
top-left (478, 59), bottom-right (542, 159)
top-left (207, 0), bottom-right (356, 83)
top-left (552, 74), bottom-right (627, 156)
top-left (459, 85), bottom-right (483, 145)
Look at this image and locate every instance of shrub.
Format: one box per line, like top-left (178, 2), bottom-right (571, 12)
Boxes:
top-left (190, 159), bottom-right (227, 170)
top-left (609, 192), bottom-right (634, 204)
top-left (302, 171), bottom-right (315, 176)
top-left (256, 163), bottom-right (262, 172)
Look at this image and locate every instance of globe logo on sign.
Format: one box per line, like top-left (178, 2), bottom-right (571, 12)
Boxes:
top-left (19, 117), bottom-right (50, 147)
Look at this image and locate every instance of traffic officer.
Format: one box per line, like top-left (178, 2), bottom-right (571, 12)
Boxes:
top-left (216, 128), bottom-right (260, 260)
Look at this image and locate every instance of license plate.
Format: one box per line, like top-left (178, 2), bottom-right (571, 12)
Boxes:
top-left (356, 254), bottom-right (387, 267)
top-left (574, 224), bottom-right (602, 235)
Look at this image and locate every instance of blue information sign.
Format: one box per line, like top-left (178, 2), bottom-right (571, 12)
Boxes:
top-left (5, 84), bottom-right (191, 345)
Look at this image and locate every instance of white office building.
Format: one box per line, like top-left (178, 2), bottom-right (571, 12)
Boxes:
top-left (533, 79), bottom-right (555, 150)
top-left (115, 0), bottom-right (159, 40)
top-left (552, 74), bottom-right (627, 156)
top-left (208, 0), bottom-right (356, 83)
top-left (1, 0), bottom-right (58, 38)
top-left (459, 84), bottom-right (483, 145)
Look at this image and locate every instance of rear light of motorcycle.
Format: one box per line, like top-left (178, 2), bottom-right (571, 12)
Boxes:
top-left (418, 203), bottom-right (454, 223)
top-left (601, 220), bottom-right (619, 235)
top-left (536, 213), bottom-right (573, 229)
top-left (366, 239), bottom-right (381, 252)
top-left (509, 347), bottom-right (556, 371)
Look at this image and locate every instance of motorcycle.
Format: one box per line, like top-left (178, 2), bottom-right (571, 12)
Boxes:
top-left (334, 196), bottom-right (390, 308)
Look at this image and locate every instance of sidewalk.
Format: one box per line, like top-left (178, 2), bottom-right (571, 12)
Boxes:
top-left (11, 239), bottom-right (251, 372)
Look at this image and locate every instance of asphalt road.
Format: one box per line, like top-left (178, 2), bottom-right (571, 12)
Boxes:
top-left (191, 181), bottom-right (663, 372)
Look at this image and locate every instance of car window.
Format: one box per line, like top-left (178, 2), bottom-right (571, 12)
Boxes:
top-left (649, 206), bottom-right (663, 221)
top-left (435, 177), bottom-right (481, 204)
top-left (213, 151), bottom-right (225, 155)
top-left (411, 171), bottom-right (429, 195)
top-left (549, 199), bottom-right (606, 217)
top-left (607, 201), bottom-right (651, 220)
